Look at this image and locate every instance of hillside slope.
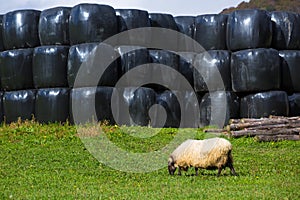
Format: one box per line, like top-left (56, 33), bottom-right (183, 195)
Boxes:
top-left (221, 0), bottom-right (300, 14)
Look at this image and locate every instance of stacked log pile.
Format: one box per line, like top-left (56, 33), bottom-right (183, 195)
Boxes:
top-left (204, 116), bottom-right (300, 142)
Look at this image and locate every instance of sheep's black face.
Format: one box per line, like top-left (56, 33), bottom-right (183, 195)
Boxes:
top-left (168, 158), bottom-right (176, 175)
top-left (168, 165), bottom-right (176, 175)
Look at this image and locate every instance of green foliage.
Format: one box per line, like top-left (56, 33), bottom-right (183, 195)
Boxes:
top-left (0, 121), bottom-right (299, 199)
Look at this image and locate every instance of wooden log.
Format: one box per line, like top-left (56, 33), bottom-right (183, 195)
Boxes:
top-left (256, 134), bottom-right (300, 142)
top-left (230, 128), bottom-right (300, 138)
top-left (204, 128), bottom-right (226, 133)
top-left (227, 119), bottom-right (300, 131)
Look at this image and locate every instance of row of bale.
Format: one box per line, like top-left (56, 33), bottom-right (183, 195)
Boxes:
top-left (0, 4), bottom-right (300, 51)
top-left (0, 87), bottom-right (299, 127)
top-left (0, 4), bottom-right (299, 126)
top-left (1, 45), bottom-right (299, 92)
top-left (0, 5), bottom-right (300, 50)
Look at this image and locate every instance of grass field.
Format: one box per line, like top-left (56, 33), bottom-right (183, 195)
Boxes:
top-left (0, 120), bottom-right (299, 199)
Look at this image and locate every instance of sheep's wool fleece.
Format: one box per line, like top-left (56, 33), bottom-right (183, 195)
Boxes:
top-left (170, 138), bottom-right (232, 168)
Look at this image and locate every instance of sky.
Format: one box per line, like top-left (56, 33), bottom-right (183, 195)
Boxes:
top-left (0, 0), bottom-right (249, 16)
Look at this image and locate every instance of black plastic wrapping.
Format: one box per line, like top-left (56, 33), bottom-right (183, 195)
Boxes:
top-left (149, 13), bottom-right (178, 30)
top-left (95, 86), bottom-right (115, 123)
top-left (33, 45), bottom-right (69, 88)
top-left (178, 52), bottom-right (196, 87)
top-left (117, 87), bottom-right (156, 126)
top-left (70, 87), bottom-right (114, 124)
top-left (194, 50), bottom-right (231, 92)
top-left (70, 87), bottom-right (97, 124)
top-left (200, 91), bottom-right (240, 127)
top-left (3, 90), bottom-right (36, 123)
top-left (67, 43), bottom-right (119, 88)
top-left (231, 48), bottom-right (281, 92)
top-left (240, 91), bottom-right (289, 118)
top-left (116, 46), bottom-right (150, 86)
top-left (174, 16), bottom-right (195, 51)
top-left (194, 14), bottom-right (228, 50)
top-left (148, 49), bottom-right (179, 90)
top-left (115, 9), bottom-right (150, 30)
top-left (39, 7), bottom-right (71, 45)
top-left (69, 4), bottom-right (118, 45)
top-left (279, 50), bottom-right (300, 92)
top-left (0, 92), bottom-right (4, 123)
top-left (68, 43), bottom-right (98, 87)
top-left (226, 9), bottom-right (272, 51)
top-left (0, 48), bottom-right (34, 90)
top-left (2, 10), bottom-right (40, 50)
top-left (0, 15), bottom-right (4, 51)
top-left (155, 90), bottom-right (180, 128)
top-left (35, 88), bottom-right (69, 123)
top-left (271, 11), bottom-right (300, 50)
top-left (115, 9), bottom-right (151, 45)
top-left (288, 93), bottom-right (300, 116)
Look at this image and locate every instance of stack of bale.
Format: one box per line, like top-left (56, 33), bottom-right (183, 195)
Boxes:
top-left (0, 4), bottom-right (299, 128)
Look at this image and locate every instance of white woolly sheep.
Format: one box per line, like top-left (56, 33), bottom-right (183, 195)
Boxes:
top-left (168, 137), bottom-right (237, 176)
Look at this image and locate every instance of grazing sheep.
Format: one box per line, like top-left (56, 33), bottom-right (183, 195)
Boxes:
top-left (168, 138), bottom-right (237, 176)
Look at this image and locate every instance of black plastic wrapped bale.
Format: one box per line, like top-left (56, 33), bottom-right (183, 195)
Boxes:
top-left (178, 52), bottom-right (196, 87)
top-left (194, 14), bottom-right (228, 50)
top-left (68, 43), bottom-right (98, 87)
top-left (0, 15), bottom-right (4, 51)
top-left (174, 16), bottom-right (195, 51)
top-left (288, 93), bottom-right (300, 116)
top-left (3, 90), bottom-right (36, 123)
top-left (271, 11), bottom-right (300, 50)
top-left (33, 45), bottom-right (69, 88)
top-left (194, 50), bottom-right (231, 92)
top-left (0, 92), bottom-right (4, 123)
top-left (39, 7), bottom-right (71, 45)
top-left (116, 46), bottom-right (150, 86)
top-left (178, 90), bottom-right (202, 128)
top-left (0, 48), bottom-right (34, 90)
top-left (200, 91), bottom-right (240, 127)
top-left (117, 87), bottom-right (156, 126)
top-left (148, 49), bottom-right (179, 90)
top-left (69, 4), bottom-right (118, 45)
top-left (70, 87), bottom-right (97, 124)
top-left (155, 90), bottom-right (180, 128)
top-left (35, 88), bottom-right (69, 123)
top-left (231, 48), bottom-right (281, 92)
top-left (149, 13), bottom-right (178, 30)
top-left (149, 13), bottom-right (178, 50)
top-left (240, 91), bottom-right (289, 118)
top-left (279, 50), bottom-right (300, 92)
top-left (115, 9), bottom-right (151, 45)
top-left (68, 43), bottom-right (119, 88)
top-left (226, 9), bottom-right (272, 51)
top-left (95, 86), bottom-right (115, 124)
top-left (2, 10), bottom-right (40, 50)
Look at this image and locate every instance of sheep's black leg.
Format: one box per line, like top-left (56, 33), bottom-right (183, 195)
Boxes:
top-left (178, 167), bottom-right (181, 176)
top-left (217, 167), bottom-right (222, 177)
top-left (195, 167), bottom-right (198, 176)
top-left (228, 163), bottom-right (237, 176)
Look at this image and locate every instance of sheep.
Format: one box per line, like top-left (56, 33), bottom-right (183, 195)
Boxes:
top-left (168, 137), bottom-right (237, 176)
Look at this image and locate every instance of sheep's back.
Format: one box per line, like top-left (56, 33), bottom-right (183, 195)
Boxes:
top-left (171, 138), bottom-right (232, 168)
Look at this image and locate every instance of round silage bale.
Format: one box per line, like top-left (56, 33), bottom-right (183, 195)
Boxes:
top-left (3, 90), bottom-right (36, 123)
top-left (69, 4), bottom-right (118, 45)
top-left (226, 9), bottom-right (272, 51)
top-left (39, 7), bottom-right (71, 45)
top-left (33, 45), bottom-right (69, 88)
top-left (2, 9), bottom-right (40, 49)
top-left (0, 48), bottom-right (34, 90)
